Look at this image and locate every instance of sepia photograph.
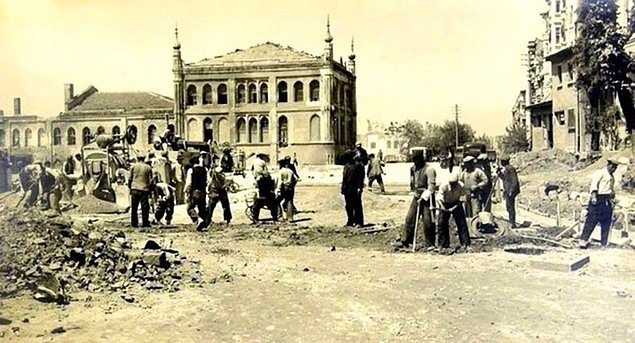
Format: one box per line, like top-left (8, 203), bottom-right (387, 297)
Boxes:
top-left (0, 0), bottom-right (633, 341)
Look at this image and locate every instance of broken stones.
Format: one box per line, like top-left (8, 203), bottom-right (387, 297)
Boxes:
top-left (141, 251), bottom-right (169, 268)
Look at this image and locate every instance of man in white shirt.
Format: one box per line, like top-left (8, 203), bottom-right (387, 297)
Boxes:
top-left (579, 159), bottom-right (624, 248)
top-left (436, 171), bottom-right (470, 250)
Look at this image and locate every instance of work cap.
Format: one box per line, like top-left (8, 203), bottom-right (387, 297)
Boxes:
top-left (477, 153), bottom-right (488, 161)
top-left (463, 156), bottom-right (475, 163)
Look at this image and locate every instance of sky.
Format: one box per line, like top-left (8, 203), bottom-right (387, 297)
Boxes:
top-left (0, 0), bottom-right (547, 135)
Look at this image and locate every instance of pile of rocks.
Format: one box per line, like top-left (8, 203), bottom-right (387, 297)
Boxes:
top-left (0, 210), bottom-right (196, 304)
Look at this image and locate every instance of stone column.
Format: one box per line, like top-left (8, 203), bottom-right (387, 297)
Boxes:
top-left (228, 78), bottom-right (236, 143)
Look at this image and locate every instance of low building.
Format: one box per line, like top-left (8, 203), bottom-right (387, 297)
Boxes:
top-left (363, 121), bottom-right (405, 162)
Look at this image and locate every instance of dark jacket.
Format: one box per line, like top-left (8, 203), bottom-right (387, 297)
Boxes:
top-left (220, 154), bottom-right (234, 173)
top-left (129, 162), bottom-right (153, 191)
top-left (500, 165), bottom-right (520, 197)
top-left (341, 162), bottom-right (365, 194)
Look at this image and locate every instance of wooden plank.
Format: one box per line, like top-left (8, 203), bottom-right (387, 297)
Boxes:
top-left (530, 255), bottom-right (590, 272)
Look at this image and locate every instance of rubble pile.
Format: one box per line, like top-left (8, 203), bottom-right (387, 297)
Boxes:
top-left (0, 210), bottom-right (196, 303)
top-left (512, 149), bottom-right (599, 174)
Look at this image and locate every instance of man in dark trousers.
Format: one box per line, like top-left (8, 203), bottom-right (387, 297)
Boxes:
top-left (184, 153), bottom-right (209, 231)
top-left (252, 170), bottom-right (278, 223)
top-left (207, 155), bottom-right (232, 225)
top-left (341, 150), bottom-right (365, 227)
top-left (153, 181), bottom-right (175, 226)
top-left (498, 155), bottom-right (520, 228)
top-left (437, 171), bottom-right (470, 251)
top-left (394, 149), bottom-right (436, 249)
top-left (128, 153), bottom-right (153, 228)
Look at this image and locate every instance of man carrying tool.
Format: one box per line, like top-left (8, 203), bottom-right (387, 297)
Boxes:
top-left (207, 155), bottom-right (232, 226)
top-left (477, 153), bottom-right (493, 212)
top-left (436, 171), bottom-right (470, 252)
top-left (128, 152), bottom-right (153, 228)
top-left (367, 153), bottom-right (386, 195)
top-left (394, 149), bottom-right (436, 249)
top-left (184, 153), bottom-right (210, 231)
top-left (461, 155), bottom-right (488, 218)
top-left (498, 155), bottom-right (520, 228)
top-left (578, 159), bottom-right (626, 248)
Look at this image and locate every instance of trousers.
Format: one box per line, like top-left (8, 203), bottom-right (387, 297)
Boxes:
top-left (253, 193), bottom-right (278, 222)
top-left (580, 196), bottom-right (613, 246)
top-left (504, 193), bottom-right (517, 226)
top-left (130, 189), bottom-right (150, 227)
top-left (208, 189), bottom-right (232, 223)
top-left (155, 196), bottom-right (174, 223)
top-left (343, 190), bottom-right (364, 226)
top-left (368, 175), bottom-right (386, 193)
top-left (277, 185), bottom-right (295, 220)
top-left (437, 202), bottom-right (470, 248)
top-left (403, 197), bottom-right (434, 246)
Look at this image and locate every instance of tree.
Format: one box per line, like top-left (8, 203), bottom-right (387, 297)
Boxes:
top-left (498, 122), bottom-right (530, 154)
top-left (385, 120), bottom-right (425, 156)
top-left (573, 0), bottom-right (632, 151)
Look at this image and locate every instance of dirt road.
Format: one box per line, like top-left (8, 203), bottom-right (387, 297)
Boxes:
top-left (1, 186), bottom-right (634, 342)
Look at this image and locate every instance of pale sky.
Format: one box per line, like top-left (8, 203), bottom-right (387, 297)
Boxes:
top-left (0, 0), bottom-right (546, 135)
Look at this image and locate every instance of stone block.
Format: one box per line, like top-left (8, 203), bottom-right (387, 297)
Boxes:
top-left (530, 255), bottom-right (590, 272)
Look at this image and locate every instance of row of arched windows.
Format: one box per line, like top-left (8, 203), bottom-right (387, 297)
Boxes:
top-left (1, 128), bottom-right (48, 148)
top-left (234, 114), bottom-right (321, 144)
top-left (186, 80), bottom-right (320, 106)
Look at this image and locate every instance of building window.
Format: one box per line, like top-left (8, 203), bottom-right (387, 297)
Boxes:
top-left (557, 65), bottom-right (563, 84)
top-left (147, 124), bottom-right (157, 144)
top-left (67, 127), bottom-right (76, 145)
top-left (394, 141), bottom-right (399, 149)
top-left (0, 130), bottom-right (5, 147)
top-left (567, 63), bottom-right (574, 81)
top-left (567, 108), bottom-right (576, 131)
top-left (24, 128), bottom-right (32, 147)
top-left (346, 89), bottom-right (353, 108)
top-left (333, 82), bottom-right (339, 104)
top-left (186, 85), bottom-right (197, 106)
top-left (260, 83), bottom-right (268, 103)
top-left (278, 116), bottom-right (288, 146)
top-left (236, 118), bottom-right (246, 143)
top-left (248, 118), bottom-right (258, 143)
top-left (555, 110), bottom-right (566, 125)
top-left (309, 114), bottom-right (320, 141)
top-left (236, 84), bottom-right (246, 104)
top-left (202, 84), bottom-right (213, 105)
top-left (12, 129), bottom-right (19, 147)
top-left (278, 81), bottom-right (288, 103)
top-left (37, 128), bottom-right (46, 147)
top-left (309, 80), bottom-right (320, 101)
top-left (217, 84), bottom-right (228, 104)
top-left (260, 117), bottom-right (269, 143)
top-left (387, 141), bottom-right (392, 149)
top-left (293, 81), bottom-right (304, 102)
top-left (555, 27), bottom-right (561, 45)
top-left (82, 127), bottom-right (91, 145)
top-left (370, 142), bottom-right (376, 149)
top-left (248, 84), bottom-right (257, 103)
top-left (203, 118), bottom-right (213, 142)
top-left (112, 126), bottom-right (121, 141)
top-left (555, 0), bottom-right (561, 13)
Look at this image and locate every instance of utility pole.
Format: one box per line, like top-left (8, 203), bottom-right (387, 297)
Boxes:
top-left (454, 104), bottom-right (460, 149)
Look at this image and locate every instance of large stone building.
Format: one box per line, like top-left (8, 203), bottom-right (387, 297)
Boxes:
top-left (0, 20), bottom-right (356, 166)
top-left (171, 20), bottom-right (357, 165)
top-left (523, 0), bottom-right (634, 152)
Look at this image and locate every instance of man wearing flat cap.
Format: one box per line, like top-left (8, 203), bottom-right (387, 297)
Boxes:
top-left (579, 158), bottom-right (627, 248)
top-left (461, 155), bottom-right (488, 218)
top-left (497, 155), bottom-right (520, 228)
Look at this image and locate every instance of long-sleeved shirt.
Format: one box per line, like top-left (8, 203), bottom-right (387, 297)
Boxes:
top-left (499, 165), bottom-right (520, 197)
top-left (129, 162), bottom-right (153, 191)
top-left (589, 167), bottom-right (615, 195)
top-left (412, 164), bottom-right (436, 199)
top-left (461, 168), bottom-right (488, 191)
top-left (155, 182), bottom-right (174, 200)
top-left (367, 158), bottom-right (384, 177)
top-left (341, 162), bottom-right (365, 194)
top-left (438, 181), bottom-right (465, 205)
top-left (252, 158), bottom-right (268, 180)
top-left (152, 156), bottom-right (172, 185)
top-left (172, 162), bottom-right (185, 183)
top-left (277, 167), bottom-right (297, 192)
top-left (207, 168), bottom-right (227, 194)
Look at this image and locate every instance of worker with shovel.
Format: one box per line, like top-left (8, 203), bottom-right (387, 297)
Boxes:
top-left (393, 149), bottom-right (436, 250)
top-left (436, 171), bottom-right (470, 252)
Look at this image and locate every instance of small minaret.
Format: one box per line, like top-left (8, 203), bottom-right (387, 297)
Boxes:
top-left (323, 15), bottom-right (333, 62)
top-left (348, 37), bottom-right (356, 75)
top-left (172, 25), bottom-right (185, 135)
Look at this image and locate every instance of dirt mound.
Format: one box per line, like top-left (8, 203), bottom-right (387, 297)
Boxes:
top-left (0, 210), bottom-right (198, 303)
top-left (70, 194), bottom-right (125, 214)
top-left (512, 150), bottom-right (599, 175)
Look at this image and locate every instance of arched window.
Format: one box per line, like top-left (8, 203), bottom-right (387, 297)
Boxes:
top-left (260, 117), bottom-right (269, 143)
top-left (187, 119), bottom-right (199, 141)
top-left (277, 81), bottom-right (288, 103)
top-left (236, 84), bottom-right (246, 104)
top-left (217, 84), bottom-right (228, 104)
top-left (37, 128), bottom-right (46, 147)
top-left (82, 127), bottom-right (91, 145)
top-left (309, 115), bottom-right (321, 141)
top-left (236, 118), bottom-right (246, 143)
top-left (248, 118), bottom-right (258, 143)
top-left (387, 141), bottom-right (392, 149)
top-left (147, 124), bottom-right (157, 144)
top-left (11, 129), bottom-right (19, 147)
top-left (53, 127), bottom-right (62, 145)
top-left (278, 116), bottom-right (288, 146)
top-left (112, 126), bottom-right (121, 141)
top-left (0, 130), bottom-right (5, 147)
top-left (67, 127), bottom-right (76, 145)
top-left (309, 80), bottom-right (320, 101)
top-left (203, 118), bottom-right (213, 142)
top-left (218, 118), bottom-right (229, 143)
top-left (97, 126), bottom-right (105, 135)
top-left (248, 84), bottom-right (257, 103)
top-left (260, 83), bottom-right (268, 103)
top-left (186, 84), bottom-right (197, 106)
top-left (24, 128), bottom-right (32, 147)
top-left (293, 81), bottom-right (304, 102)
top-left (202, 84), bottom-right (213, 105)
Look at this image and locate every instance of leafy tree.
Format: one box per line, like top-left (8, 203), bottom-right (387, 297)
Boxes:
top-left (498, 122), bottom-right (530, 154)
top-left (573, 0), bottom-right (632, 150)
top-left (385, 120), bottom-right (425, 156)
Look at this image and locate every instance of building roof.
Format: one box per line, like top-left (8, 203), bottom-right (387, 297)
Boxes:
top-left (70, 92), bottom-right (173, 112)
top-left (188, 42), bottom-right (321, 67)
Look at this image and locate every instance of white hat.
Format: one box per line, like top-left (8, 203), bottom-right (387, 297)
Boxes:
top-left (477, 153), bottom-right (488, 160)
top-left (463, 156), bottom-right (475, 163)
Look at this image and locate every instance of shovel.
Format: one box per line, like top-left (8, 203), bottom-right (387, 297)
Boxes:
top-left (412, 200), bottom-right (421, 253)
